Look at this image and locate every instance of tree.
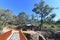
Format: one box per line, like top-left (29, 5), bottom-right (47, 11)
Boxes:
top-left (56, 19), bottom-right (60, 25)
top-left (31, 14), bottom-right (35, 24)
top-left (17, 12), bottom-right (29, 25)
top-left (32, 0), bottom-right (54, 30)
top-left (31, 14), bottom-right (35, 22)
top-left (46, 14), bottom-right (56, 24)
top-left (8, 15), bottom-right (18, 25)
top-left (0, 9), bottom-right (14, 27)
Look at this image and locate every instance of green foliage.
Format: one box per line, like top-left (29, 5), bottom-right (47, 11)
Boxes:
top-left (31, 14), bottom-right (35, 22)
top-left (46, 14), bottom-right (56, 24)
top-left (56, 19), bottom-right (60, 25)
top-left (57, 25), bottom-right (60, 28)
top-left (0, 8), bottom-right (15, 28)
top-left (24, 33), bottom-right (31, 40)
top-left (0, 0), bottom-right (57, 31)
top-left (17, 12), bottom-right (29, 25)
top-left (51, 25), bottom-right (55, 28)
top-left (32, 0), bottom-right (55, 30)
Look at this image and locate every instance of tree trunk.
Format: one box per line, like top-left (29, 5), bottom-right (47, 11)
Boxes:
top-left (39, 14), bottom-right (43, 31)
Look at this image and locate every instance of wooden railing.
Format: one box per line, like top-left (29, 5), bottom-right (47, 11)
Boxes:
top-left (19, 30), bottom-right (28, 40)
top-left (0, 30), bottom-right (12, 40)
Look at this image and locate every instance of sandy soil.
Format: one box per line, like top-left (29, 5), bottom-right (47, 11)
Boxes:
top-left (2, 27), bottom-right (37, 35)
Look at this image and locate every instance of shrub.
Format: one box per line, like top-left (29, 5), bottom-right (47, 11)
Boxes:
top-left (24, 33), bottom-right (32, 40)
top-left (51, 25), bottom-right (55, 28)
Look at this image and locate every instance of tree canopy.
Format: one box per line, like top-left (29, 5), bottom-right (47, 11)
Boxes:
top-left (32, 0), bottom-right (56, 30)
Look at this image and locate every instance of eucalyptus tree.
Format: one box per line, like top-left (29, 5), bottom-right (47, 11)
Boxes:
top-left (0, 9), bottom-right (14, 27)
top-left (32, 0), bottom-right (54, 30)
top-left (46, 14), bottom-right (56, 24)
top-left (17, 12), bottom-right (29, 25)
top-left (56, 19), bottom-right (60, 25)
top-left (31, 14), bottom-right (35, 21)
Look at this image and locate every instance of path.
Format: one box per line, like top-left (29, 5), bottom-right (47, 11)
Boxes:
top-left (9, 32), bottom-right (20, 40)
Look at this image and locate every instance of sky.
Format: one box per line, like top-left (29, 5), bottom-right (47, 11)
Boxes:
top-left (0, 0), bottom-right (60, 21)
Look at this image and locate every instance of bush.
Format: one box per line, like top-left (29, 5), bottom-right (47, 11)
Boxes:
top-left (57, 25), bottom-right (60, 28)
top-left (51, 25), bottom-right (55, 28)
top-left (24, 33), bottom-right (32, 40)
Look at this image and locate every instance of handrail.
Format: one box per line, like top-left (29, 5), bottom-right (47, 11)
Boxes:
top-left (0, 30), bottom-right (12, 40)
top-left (7, 31), bottom-right (14, 40)
top-left (19, 30), bottom-right (28, 40)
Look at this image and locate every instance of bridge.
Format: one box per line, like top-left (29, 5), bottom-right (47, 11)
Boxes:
top-left (0, 30), bottom-right (28, 40)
